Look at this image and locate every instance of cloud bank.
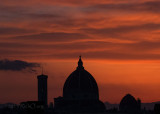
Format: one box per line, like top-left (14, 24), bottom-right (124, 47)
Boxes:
top-left (0, 0), bottom-right (160, 61)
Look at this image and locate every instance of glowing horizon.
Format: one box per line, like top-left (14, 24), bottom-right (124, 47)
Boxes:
top-left (1, 0), bottom-right (160, 104)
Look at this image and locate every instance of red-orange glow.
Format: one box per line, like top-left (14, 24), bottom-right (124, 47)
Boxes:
top-left (0, 0), bottom-right (160, 104)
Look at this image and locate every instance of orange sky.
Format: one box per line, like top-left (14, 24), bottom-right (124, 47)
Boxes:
top-left (0, 0), bottom-right (160, 104)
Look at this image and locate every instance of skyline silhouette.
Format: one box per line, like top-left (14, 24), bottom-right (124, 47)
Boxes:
top-left (1, 0), bottom-right (160, 110)
top-left (1, 57), bottom-right (160, 104)
top-left (1, 57), bottom-right (160, 114)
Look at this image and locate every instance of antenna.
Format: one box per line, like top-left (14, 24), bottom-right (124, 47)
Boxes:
top-left (42, 65), bottom-right (44, 75)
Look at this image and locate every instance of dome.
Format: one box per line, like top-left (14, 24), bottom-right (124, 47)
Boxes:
top-left (119, 94), bottom-right (140, 113)
top-left (63, 56), bottom-right (99, 100)
top-left (120, 94), bottom-right (137, 106)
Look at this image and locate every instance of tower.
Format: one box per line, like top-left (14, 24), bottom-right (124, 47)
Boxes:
top-left (37, 74), bottom-right (48, 106)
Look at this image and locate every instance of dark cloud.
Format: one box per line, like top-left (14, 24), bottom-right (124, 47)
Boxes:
top-left (0, 5), bottom-right (28, 14)
top-left (80, 23), bottom-right (160, 39)
top-left (0, 5), bottom-right (66, 23)
top-left (0, 0), bottom-right (160, 61)
top-left (0, 59), bottom-right (40, 72)
top-left (13, 32), bottom-right (90, 42)
top-left (28, 13), bottom-right (61, 19)
top-left (0, 40), bottom-right (119, 53)
top-left (85, 1), bottom-right (160, 13)
top-left (0, 27), bottom-right (36, 35)
top-left (126, 41), bottom-right (160, 51)
top-left (1, 40), bottom-right (160, 60)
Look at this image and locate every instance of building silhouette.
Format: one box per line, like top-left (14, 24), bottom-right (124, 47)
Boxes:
top-left (1, 57), bottom-right (158, 114)
top-left (20, 101), bottom-right (45, 114)
top-left (119, 94), bottom-right (141, 114)
top-left (54, 56), bottom-right (106, 113)
top-left (154, 104), bottom-right (160, 114)
top-left (37, 74), bottom-right (48, 107)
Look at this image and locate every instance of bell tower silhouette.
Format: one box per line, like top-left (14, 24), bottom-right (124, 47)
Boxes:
top-left (37, 71), bottom-right (48, 106)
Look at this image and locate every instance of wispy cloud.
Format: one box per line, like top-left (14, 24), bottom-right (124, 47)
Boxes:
top-left (0, 0), bottom-right (160, 61)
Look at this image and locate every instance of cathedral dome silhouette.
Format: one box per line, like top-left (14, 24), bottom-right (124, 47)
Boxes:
top-left (119, 94), bottom-right (141, 113)
top-left (54, 56), bottom-right (106, 113)
top-left (120, 94), bottom-right (137, 106)
top-left (63, 56), bottom-right (99, 100)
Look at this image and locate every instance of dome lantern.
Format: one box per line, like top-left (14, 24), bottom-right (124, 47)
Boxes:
top-left (77, 56), bottom-right (84, 69)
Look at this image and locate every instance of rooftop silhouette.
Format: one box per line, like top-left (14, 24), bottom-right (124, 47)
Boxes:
top-left (0, 56), bottom-right (160, 114)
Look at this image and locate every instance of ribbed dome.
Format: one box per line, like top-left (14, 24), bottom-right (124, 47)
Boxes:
top-left (119, 94), bottom-right (140, 113)
top-left (63, 56), bottom-right (99, 100)
top-left (120, 94), bottom-right (137, 106)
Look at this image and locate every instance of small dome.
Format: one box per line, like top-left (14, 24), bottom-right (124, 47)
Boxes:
top-left (120, 94), bottom-right (137, 106)
top-left (119, 94), bottom-right (140, 113)
top-left (63, 56), bottom-right (99, 100)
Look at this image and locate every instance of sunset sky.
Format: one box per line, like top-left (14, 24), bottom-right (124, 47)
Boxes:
top-left (1, 0), bottom-right (160, 104)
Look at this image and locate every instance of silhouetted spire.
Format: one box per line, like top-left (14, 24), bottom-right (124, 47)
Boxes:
top-left (42, 66), bottom-right (44, 75)
top-left (77, 56), bottom-right (84, 69)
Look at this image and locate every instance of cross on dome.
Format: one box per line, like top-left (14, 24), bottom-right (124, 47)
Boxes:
top-left (77, 56), bottom-right (84, 69)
